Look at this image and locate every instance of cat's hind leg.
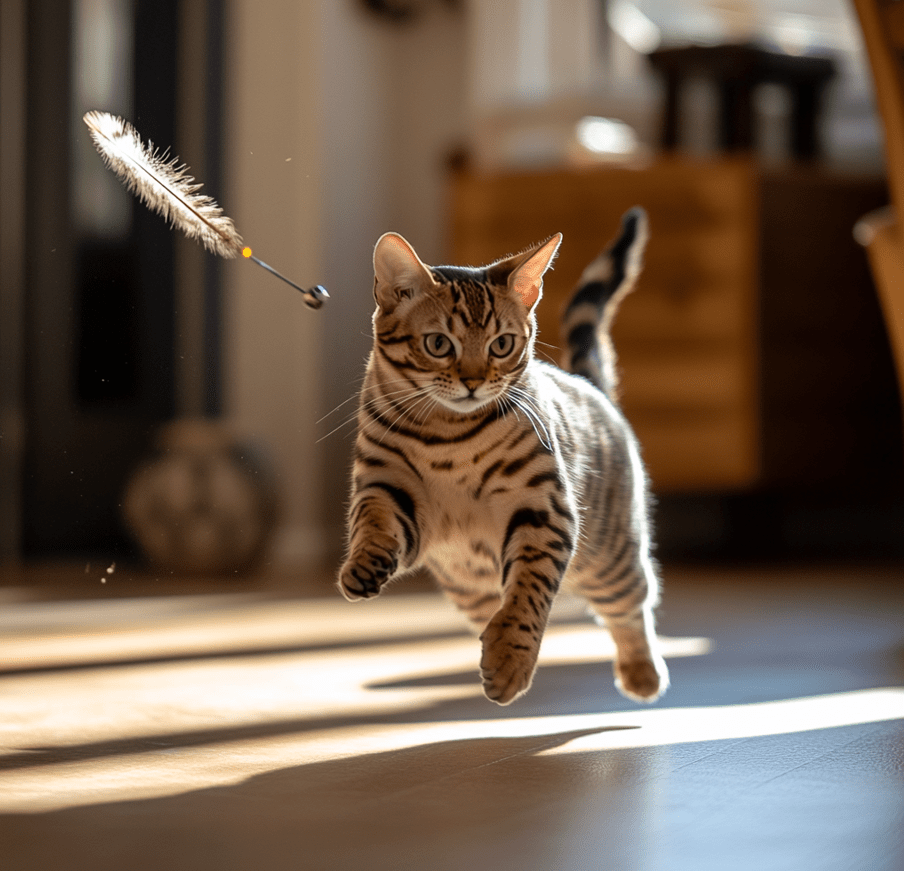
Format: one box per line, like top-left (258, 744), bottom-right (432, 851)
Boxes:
top-left (603, 604), bottom-right (669, 703)
top-left (580, 562), bottom-right (669, 703)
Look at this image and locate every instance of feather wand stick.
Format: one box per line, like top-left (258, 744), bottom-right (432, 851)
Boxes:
top-left (83, 110), bottom-right (328, 309)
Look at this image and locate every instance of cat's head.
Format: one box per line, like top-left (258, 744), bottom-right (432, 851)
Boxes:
top-left (370, 232), bottom-right (561, 414)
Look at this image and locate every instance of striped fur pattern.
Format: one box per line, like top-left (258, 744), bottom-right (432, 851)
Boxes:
top-left (339, 208), bottom-right (669, 705)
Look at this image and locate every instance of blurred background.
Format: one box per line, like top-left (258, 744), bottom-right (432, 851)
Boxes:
top-left (1, 0), bottom-right (902, 582)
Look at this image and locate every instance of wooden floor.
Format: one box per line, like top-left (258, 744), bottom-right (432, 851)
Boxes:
top-left (1, 561), bottom-right (903, 871)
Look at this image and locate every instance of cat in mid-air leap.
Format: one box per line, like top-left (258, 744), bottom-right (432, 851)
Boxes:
top-left (338, 208), bottom-right (669, 706)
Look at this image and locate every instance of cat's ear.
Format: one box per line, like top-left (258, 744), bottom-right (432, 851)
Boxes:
top-left (373, 233), bottom-right (435, 313)
top-left (490, 233), bottom-right (562, 310)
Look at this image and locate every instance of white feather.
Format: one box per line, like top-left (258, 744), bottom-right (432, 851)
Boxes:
top-left (83, 110), bottom-right (243, 259)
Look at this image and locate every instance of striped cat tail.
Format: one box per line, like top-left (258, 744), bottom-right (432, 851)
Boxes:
top-left (560, 207), bottom-right (648, 399)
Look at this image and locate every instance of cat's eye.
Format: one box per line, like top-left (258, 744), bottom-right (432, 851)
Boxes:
top-left (424, 333), bottom-right (453, 358)
top-left (489, 334), bottom-right (516, 357)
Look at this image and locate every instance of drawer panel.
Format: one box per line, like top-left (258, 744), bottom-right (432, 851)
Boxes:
top-left (617, 351), bottom-right (754, 410)
top-left (449, 157), bottom-right (762, 492)
top-left (628, 410), bottom-right (760, 491)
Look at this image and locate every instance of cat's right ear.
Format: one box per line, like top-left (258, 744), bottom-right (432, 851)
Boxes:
top-left (373, 233), bottom-right (435, 313)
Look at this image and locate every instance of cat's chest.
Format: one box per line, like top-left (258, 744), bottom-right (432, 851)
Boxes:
top-left (422, 461), bottom-right (502, 520)
top-left (419, 478), bottom-right (504, 569)
top-left (417, 443), bottom-right (536, 543)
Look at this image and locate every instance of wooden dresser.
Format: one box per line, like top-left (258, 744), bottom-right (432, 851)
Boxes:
top-left (449, 157), bottom-right (897, 493)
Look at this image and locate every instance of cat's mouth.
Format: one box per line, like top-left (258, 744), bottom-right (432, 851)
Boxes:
top-left (446, 393), bottom-right (493, 413)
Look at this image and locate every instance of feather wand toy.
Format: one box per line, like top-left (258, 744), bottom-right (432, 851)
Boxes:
top-left (83, 110), bottom-right (328, 309)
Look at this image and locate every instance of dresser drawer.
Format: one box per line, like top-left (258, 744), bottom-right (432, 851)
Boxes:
top-left (450, 158), bottom-right (761, 491)
top-left (616, 348), bottom-right (752, 410)
top-left (628, 409), bottom-right (759, 490)
top-left (450, 158), bottom-right (895, 494)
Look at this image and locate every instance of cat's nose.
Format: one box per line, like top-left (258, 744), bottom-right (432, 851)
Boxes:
top-left (462, 377), bottom-right (484, 393)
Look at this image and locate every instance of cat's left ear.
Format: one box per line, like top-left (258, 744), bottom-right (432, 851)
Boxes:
top-left (373, 233), bottom-right (436, 313)
top-left (492, 233), bottom-right (562, 310)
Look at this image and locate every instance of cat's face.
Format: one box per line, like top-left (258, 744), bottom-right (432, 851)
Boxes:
top-left (375, 275), bottom-right (532, 413)
top-left (370, 233), bottom-right (562, 415)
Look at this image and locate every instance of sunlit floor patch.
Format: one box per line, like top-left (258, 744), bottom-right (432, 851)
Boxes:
top-left (1, 592), bottom-right (483, 672)
top-left (0, 623), bottom-right (710, 756)
top-left (1, 589), bottom-right (901, 815)
top-left (3, 687), bottom-right (903, 814)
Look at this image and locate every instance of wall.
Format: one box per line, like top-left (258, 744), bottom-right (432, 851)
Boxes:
top-left (318, 1), bottom-right (469, 556)
top-left (224, 0), bottom-right (468, 568)
top-left (225, 0), bottom-right (326, 566)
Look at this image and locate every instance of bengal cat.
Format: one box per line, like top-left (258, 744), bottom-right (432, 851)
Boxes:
top-left (338, 208), bottom-right (669, 706)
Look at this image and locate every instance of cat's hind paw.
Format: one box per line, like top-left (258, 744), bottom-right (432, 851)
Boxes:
top-left (614, 653), bottom-right (670, 704)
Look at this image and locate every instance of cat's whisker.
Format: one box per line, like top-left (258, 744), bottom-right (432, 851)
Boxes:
top-left (501, 394), bottom-right (521, 424)
top-left (318, 384), bottom-right (424, 443)
top-left (506, 387), bottom-right (553, 449)
top-left (411, 391), bottom-right (440, 426)
top-left (501, 394), bottom-right (521, 423)
top-left (365, 388), bottom-right (422, 408)
top-left (361, 397), bottom-right (414, 432)
top-left (316, 414), bottom-right (362, 443)
top-left (359, 382), bottom-right (428, 412)
top-left (317, 375), bottom-right (375, 425)
top-left (514, 401), bottom-right (552, 450)
top-left (399, 391), bottom-right (434, 427)
top-left (370, 387), bottom-right (435, 446)
top-left (316, 393), bottom-right (363, 426)
top-left (412, 403), bottom-right (434, 428)
top-left (532, 339), bottom-right (561, 366)
top-left (511, 390), bottom-right (550, 429)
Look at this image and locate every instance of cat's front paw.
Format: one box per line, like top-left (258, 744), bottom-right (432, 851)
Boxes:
top-left (479, 616), bottom-right (541, 705)
top-left (338, 536), bottom-right (399, 601)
